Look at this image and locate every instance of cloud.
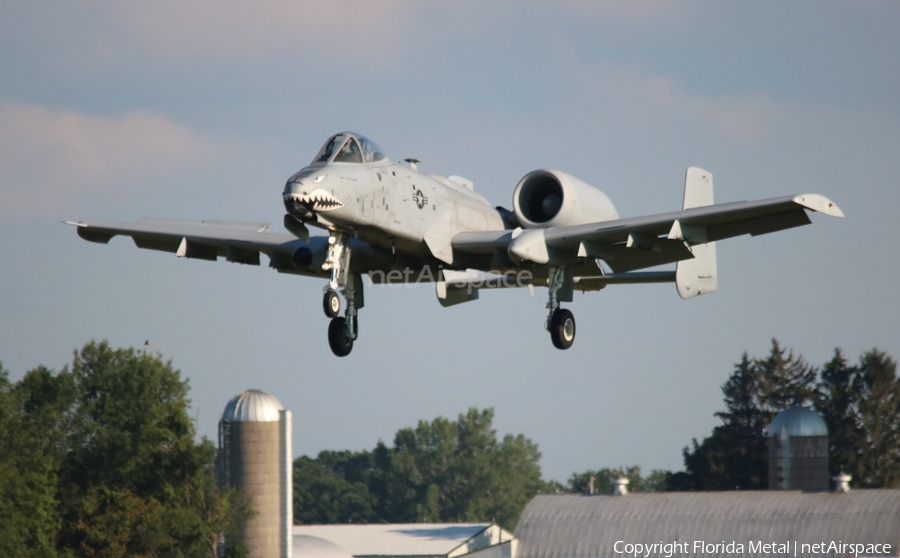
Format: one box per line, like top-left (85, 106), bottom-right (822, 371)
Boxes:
top-left (0, 103), bottom-right (215, 221)
top-left (3, 0), bottom-right (414, 80)
top-left (555, 0), bottom-right (700, 32)
top-left (114, 0), bottom-right (411, 63)
top-left (555, 56), bottom-right (784, 146)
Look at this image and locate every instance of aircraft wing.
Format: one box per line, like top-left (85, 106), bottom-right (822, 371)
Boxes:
top-left (65, 217), bottom-right (311, 270)
top-left (452, 194), bottom-right (843, 273)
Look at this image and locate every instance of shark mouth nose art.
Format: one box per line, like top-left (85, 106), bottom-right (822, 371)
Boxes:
top-left (285, 189), bottom-right (345, 213)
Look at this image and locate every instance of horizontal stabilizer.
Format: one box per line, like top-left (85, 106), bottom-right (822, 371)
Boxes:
top-left (575, 272), bottom-right (676, 290)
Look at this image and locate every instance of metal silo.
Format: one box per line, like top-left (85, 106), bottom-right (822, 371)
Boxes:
top-left (767, 406), bottom-right (829, 491)
top-left (219, 390), bottom-right (293, 558)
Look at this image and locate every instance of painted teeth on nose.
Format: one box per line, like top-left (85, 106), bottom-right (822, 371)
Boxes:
top-left (289, 189), bottom-right (344, 212)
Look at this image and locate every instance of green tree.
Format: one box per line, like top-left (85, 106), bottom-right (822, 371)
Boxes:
top-left (378, 408), bottom-right (545, 529)
top-left (567, 466), bottom-right (667, 494)
top-left (815, 349), bottom-right (863, 477)
top-left (0, 363), bottom-right (73, 557)
top-left (852, 350), bottom-right (900, 487)
top-left (0, 343), bottom-right (251, 556)
top-left (293, 454), bottom-right (377, 523)
top-left (675, 341), bottom-right (816, 490)
top-left (293, 408), bottom-right (546, 530)
top-left (54, 341), bottom-right (250, 557)
top-left (754, 339), bottom-right (816, 412)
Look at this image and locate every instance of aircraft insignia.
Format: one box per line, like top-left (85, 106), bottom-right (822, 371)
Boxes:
top-left (413, 189), bottom-right (428, 209)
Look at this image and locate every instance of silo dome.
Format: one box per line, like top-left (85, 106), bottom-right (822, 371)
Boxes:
top-left (222, 389), bottom-right (284, 422)
top-left (766, 406), bottom-right (828, 437)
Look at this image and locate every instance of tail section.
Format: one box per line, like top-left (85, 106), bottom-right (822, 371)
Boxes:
top-left (676, 167), bottom-right (718, 299)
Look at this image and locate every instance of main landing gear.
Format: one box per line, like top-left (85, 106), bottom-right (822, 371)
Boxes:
top-left (545, 266), bottom-right (576, 350)
top-left (321, 232), bottom-right (364, 357)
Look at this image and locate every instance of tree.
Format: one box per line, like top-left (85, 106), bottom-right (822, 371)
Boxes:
top-left (293, 408), bottom-right (547, 530)
top-left (567, 466), bottom-right (667, 494)
top-left (0, 342), bottom-right (254, 557)
top-left (675, 340), bottom-right (816, 490)
top-left (674, 343), bottom-right (900, 491)
top-left (815, 349), bottom-right (863, 477)
top-left (0, 363), bottom-right (72, 557)
top-left (754, 339), bottom-right (816, 412)
top-left (293, 455), bottom-right (377, 524)
top-left (852, 350), bottom-right (900, 487)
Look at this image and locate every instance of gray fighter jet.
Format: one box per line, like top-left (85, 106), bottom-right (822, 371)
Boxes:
top-left (67, 132), bottom-right (843, 356)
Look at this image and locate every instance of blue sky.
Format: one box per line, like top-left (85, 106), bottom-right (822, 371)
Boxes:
top-left (1, 1), bottom-right (898, 483)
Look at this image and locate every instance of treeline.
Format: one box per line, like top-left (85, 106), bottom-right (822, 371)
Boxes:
top-left (294, 408), bottom-right (548, 530)
top-left (293, 340), bottom-right (900, 528)
top-left (669, 340), bottom-right (900, 490)
top-left (0, 341), bottom-right (250, 558)
top-left (293, 409), bottom-right (676, 531)
top-left (4, 339), bottom-right (898, 553)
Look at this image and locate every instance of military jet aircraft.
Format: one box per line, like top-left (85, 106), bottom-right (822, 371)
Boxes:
top-left (67, 132), bottom-right (843, 356)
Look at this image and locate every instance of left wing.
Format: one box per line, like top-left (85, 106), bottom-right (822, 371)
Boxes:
top-left (452, 194), bottom-right (843, 273)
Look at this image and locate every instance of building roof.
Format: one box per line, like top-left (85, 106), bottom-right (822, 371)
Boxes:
top-left (222, 389), bottom-right (284, 422)
top-left (294, 535), bottom-right (356, 558)
top-left (515, 491), bottom-right (900, 558)
top-left (293, 524), bottom-right (512, 558)
top-left (766, 406), bottom-right (828, 437)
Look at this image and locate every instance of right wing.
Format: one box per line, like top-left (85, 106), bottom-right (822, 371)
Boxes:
top-left (65, 217), bottom-right (321, 273)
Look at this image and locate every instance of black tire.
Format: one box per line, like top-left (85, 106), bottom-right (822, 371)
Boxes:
top-left (323, 290), bottom-right (340, 318)
top-left (328, 317), bottom-right (353, 357)
top-left (549, 308), bottom-right (576, 350)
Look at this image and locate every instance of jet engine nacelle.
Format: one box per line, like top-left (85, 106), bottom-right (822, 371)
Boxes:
top-left (512, 170), bottom-right (619, 228)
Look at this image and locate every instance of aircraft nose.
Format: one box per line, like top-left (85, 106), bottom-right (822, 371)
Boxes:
top-left (283, 180), bottom-right (313, 217)
top-left (284, 179), bottom-right (307, 196)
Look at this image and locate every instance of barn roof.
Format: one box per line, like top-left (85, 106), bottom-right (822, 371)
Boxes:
top-left (514, 491), bottom-right (900, 558)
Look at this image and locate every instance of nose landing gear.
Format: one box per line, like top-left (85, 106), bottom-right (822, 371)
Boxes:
top-left (323, 289), bottom-right (340, 318)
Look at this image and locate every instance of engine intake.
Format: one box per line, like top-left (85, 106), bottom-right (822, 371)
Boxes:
top-left (512, 170), bottom-right (619, 228)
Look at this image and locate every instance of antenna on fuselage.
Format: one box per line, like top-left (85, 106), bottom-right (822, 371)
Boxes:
top-left (403, 158), bottom-right (421, 171)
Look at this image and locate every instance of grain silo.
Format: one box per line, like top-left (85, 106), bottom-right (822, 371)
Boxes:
top-left (767, 406), bottom-right (829, 491)
top-left (219, 389), bottom-right (293, 558)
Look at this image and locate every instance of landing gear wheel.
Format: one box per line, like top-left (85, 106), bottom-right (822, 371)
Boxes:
top-left (549, 308), bottom-right (576, 350)
top-left (323, 290), bottom-right (340, 318)
top-left (327, 317), bottom-right (353, 357)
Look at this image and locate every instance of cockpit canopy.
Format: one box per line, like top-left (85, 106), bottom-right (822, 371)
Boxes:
top-left (312, 133), bottom-right (385, 165)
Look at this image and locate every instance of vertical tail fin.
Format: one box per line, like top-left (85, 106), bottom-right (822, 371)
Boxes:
top-left (676, 167), bottom-right (718, 299)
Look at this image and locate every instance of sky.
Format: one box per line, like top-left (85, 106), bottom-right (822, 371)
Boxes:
top-left (1, 1), bottom-right (898, 484)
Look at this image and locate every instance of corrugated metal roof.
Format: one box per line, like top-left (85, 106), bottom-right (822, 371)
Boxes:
top-left (766, 406), bottom-right (829, 437)
top-left (293, 524), bottom-right (495, 557)
top-left (514, 491), bottom-right (900, 558)
top-left (222, 389), bottom-right (283, 422)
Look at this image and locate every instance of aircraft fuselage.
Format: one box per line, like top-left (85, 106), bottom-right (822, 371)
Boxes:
top-left (283, 158), bottom-right (503, 263)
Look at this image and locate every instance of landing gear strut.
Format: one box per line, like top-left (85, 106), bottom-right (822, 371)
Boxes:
top-left (545, 266), bottom-right (576, 350)
top-left (323, 232), bottom-right (364, 357)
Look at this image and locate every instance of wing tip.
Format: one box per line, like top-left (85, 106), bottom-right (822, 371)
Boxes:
top-left (793, 194), bottom-right (844, 218)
